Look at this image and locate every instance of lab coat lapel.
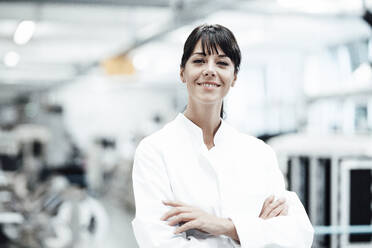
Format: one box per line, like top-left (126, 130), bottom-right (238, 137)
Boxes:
top-left (163, 119), bottom-right (220, 215)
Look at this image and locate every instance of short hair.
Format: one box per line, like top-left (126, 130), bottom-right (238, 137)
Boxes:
top-left (180, 24), bottom-right (241, 74)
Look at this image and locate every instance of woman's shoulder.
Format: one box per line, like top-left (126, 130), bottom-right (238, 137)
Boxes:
top-left (137, 118), bottom-right (180, 150)
top-left (225, 123), bottom-right (271, 152)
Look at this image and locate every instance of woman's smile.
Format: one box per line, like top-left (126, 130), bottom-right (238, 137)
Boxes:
top-left (197, 82), bottom-right (221, 89)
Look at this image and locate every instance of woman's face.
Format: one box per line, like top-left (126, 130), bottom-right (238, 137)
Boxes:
top-left (180, 39), bottom-right (237, 106)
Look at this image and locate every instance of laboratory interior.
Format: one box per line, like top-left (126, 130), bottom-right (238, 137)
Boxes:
top-left (0, 0), bottom-right (372, 247)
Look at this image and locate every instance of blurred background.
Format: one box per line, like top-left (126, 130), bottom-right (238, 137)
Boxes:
top-left (0, 0), bottom-right (372, 247)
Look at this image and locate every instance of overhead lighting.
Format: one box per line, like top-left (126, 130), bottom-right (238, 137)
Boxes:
top-left (13, 20), bottom-right (35, 45)
top-left (277, 0), bottom-right (331, 13)
top-left (277, 0), bottom-right (361, 14)
top-left (4, 51), bottom-right (20, 67)
top-left (277, 0), bottom-right (300, 8)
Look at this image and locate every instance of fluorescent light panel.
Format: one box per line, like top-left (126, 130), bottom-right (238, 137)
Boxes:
top-left (13, 20), bottom-right (35, 45)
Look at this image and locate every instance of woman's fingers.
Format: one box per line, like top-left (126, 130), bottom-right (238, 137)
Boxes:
top-left (267, 201), bottom-right (288, 218)
top-left (174, 220), bottom-right (200, 234)
top-left (259, 197), bottom-right (286, 219)
top-left (161, 200), bottom-right (190, 221)
top-left (160, 206), bottom-right (191, 221)
top-left (162, 200), bottom-right (187, 207)
top-left (167, 213), bottom-right (195, 226)
top-left (259, 195), bottom-right (274, 217)
top-left (161, 203), bottom-right (230, 237)
top-left (277, 204), bottom-right (289, 216)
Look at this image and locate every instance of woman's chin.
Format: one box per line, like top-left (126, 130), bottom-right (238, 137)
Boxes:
top-left (194, 98), bottom-right (223, 106)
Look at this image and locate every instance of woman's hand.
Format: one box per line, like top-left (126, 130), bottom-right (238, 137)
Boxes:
top-left (161, 201), bottom-right (239, 241)
top-left (259, 195), bottom-right (288, 219)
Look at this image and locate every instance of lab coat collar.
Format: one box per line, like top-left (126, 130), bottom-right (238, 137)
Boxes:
top-left (175, 113), bottom-right (227, 149)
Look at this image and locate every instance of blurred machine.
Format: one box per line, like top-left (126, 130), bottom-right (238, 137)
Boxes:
top-left (0, 124), bottom-right (108, 248)
top-left (0, 174), bottom-right (108, 248)
top-left (269, 133), bottom-right (372, 248)
top-left (339, 159), bottom-right (372, 248)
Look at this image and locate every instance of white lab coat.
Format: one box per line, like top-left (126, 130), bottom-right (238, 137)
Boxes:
top-left (132, 113), bottom-right (314, 248)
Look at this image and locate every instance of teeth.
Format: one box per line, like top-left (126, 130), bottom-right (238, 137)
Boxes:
top-left (201, 83), bottom-right (218, 87)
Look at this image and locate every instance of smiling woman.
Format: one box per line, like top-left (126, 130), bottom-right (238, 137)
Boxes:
top-left (180, 39), bottom-right (235, 119)
top-left (131, 24), bottom-right (314, 248)
top-left (180, 24), bottom-right (240, 119)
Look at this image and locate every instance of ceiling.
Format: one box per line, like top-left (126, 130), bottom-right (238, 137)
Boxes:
top-left (0, 0), bottom-right (371, 103)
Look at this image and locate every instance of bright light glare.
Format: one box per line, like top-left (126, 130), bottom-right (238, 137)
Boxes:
top-left (13, 20), bottom-right (35, 45)
top-left (278, 0), bottom-right (332, 13)
top-left (132, 53), bottom-right (149, 71)
top-left (277, 0), bottom-right (300, 8)
top-left (353, 63), bottom-right (372, 85)
top-left (277, 0), bottom-right (361, 14)
top-left (4, 51), bottom-right (20, 67)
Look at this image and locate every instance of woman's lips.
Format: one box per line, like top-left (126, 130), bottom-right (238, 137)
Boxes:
top-left (197, 82), bottom-right (221, 87)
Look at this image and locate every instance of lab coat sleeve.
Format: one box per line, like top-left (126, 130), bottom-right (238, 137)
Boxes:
top-left (132, 140), bottom-right (219, 248)
top-left (229, 145), bottom-right (314, 248)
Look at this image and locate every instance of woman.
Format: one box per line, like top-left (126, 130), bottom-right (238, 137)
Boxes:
top-left (132, 24), bottom-right (314, 247)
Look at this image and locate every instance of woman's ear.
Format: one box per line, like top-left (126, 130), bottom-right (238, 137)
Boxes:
top-left (231, 73), bottom-right (237, 87)
top-left (180, 68), bottom-right (186, 83)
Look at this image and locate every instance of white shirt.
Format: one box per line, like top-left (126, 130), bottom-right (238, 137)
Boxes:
top-left (132, 113), bottom-right (314, 248)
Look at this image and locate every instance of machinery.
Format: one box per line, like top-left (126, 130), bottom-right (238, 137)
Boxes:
top-left (269, 133), bottom-right (372, 248)
top-left (0, 125), bottom-right (108, 248)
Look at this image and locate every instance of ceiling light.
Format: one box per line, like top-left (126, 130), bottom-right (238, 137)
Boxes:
top-left (13, 20), bottom-right (35, 45)
top-left (4, 51), bottom-right (20, 67)
top-left (277, 0), bottom-right (361, 14)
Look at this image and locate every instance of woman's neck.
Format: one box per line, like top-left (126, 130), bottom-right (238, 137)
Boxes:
top-left (183, 101), bottom-right (222, 148)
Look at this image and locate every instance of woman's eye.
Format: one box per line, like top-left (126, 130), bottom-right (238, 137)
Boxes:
top-left (193, 59), bottom-right (204, 63)
top-left (217, 61), bottom-right (229, 66)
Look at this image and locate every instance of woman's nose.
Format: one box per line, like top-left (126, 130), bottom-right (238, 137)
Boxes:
top-left (202, 63), bottom-right (216, 77)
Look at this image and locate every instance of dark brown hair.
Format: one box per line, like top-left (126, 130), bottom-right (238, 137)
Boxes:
top-left (181, 24), bottom-right (241, 74)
